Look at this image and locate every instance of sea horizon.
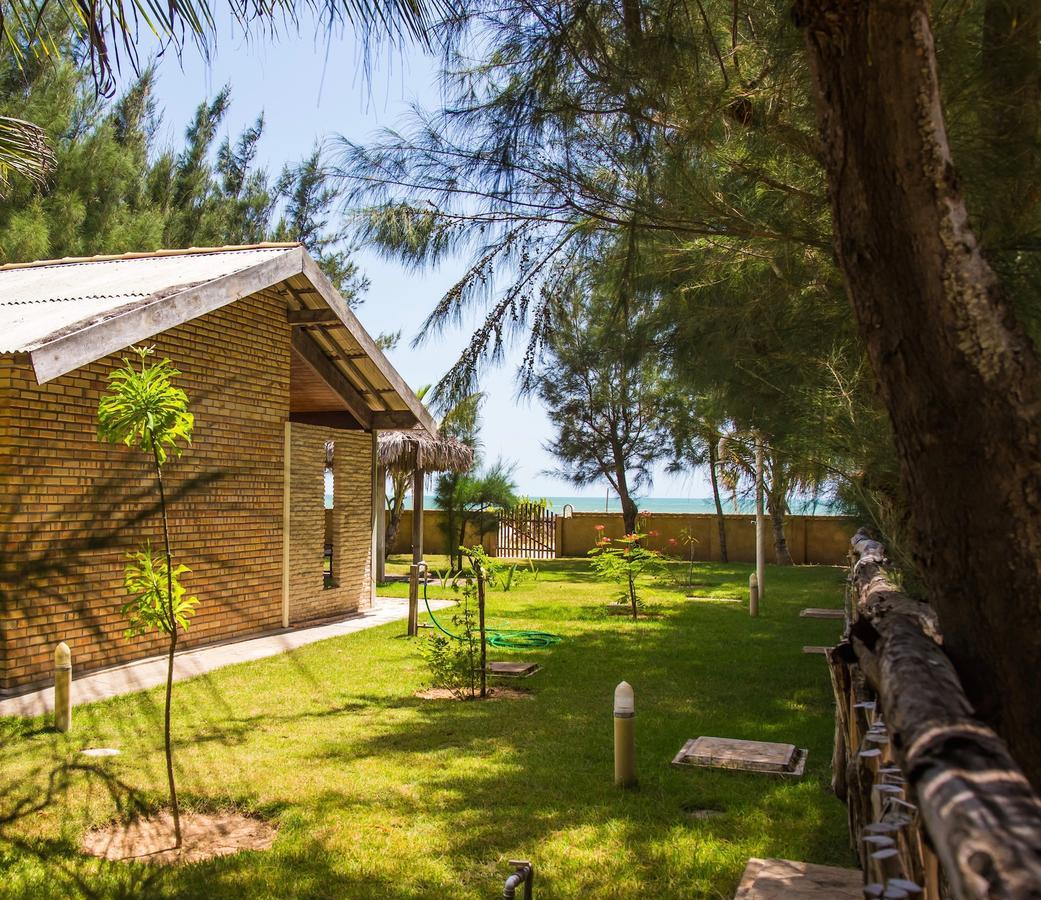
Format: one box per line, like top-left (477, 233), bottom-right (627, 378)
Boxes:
top-left (402, 494), bottom-right (842, 516)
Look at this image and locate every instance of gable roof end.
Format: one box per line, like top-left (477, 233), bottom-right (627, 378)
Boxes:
top-left (0, 244), bottom-right (435, 436)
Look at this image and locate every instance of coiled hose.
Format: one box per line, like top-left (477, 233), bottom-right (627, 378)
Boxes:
top-left (422, 579), bottom-right (562, 650)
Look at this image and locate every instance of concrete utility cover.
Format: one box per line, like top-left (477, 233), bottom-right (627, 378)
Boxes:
top-left (734, 858), bottom-right (862, 899)
top-left (672, 737), bottom-right (807, 776)
top-left (799, 608), bottom-right (845, 619)
top-left (802, 646), bottom-right (830, 655)
top-left (487, 661), bottom-right (540, 677)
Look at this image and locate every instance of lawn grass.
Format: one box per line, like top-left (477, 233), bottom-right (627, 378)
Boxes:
top-left (0, 557), bottom-right (855, 898)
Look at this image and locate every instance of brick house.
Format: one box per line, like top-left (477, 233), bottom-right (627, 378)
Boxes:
top-left (0, 244), bottom-right (435, 693)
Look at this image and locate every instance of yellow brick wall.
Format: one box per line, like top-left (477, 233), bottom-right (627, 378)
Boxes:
top-left (287, 423), bottom-right (373, 623)
top-left (0, 292), bottom-right (292, 691)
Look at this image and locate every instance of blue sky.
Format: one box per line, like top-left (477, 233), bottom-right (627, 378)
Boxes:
top-left (128, 16), bottom-right (710, 499)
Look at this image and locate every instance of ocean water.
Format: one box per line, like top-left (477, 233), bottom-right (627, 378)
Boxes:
top-left (402, 494), bottom-right (840, 516)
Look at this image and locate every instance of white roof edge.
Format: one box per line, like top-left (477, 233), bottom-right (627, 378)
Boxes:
top-left (24, 245), bottom-right (436, 436)
top-left (29, 248), bottom-right (305, 383)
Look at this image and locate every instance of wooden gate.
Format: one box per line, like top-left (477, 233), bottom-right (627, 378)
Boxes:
top-left (497, 505), bottom-right (557, 559)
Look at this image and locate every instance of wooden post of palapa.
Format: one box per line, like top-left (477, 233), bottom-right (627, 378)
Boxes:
top-left (412, 467), bottom-right (424, 565)
top-left (375, 463), bottom-right (387, 585)
top-left (407, 564), bottom-right (419, 637)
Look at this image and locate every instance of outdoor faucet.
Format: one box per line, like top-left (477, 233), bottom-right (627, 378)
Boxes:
top-left (503, 860), bottom-right (534, 899)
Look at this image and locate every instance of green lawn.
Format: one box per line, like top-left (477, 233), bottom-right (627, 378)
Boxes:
top-left (0, 557), bottom-right (854, 898)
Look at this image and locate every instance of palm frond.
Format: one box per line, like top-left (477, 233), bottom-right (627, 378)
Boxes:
top-left (1, 0), bottom-right (450, 94)
top-left (0, 116), bottom-right (54, 195)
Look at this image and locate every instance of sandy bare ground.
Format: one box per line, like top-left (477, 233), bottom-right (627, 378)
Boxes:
top-left (82, 811), bottom-right (276, 865)
top-left (415, 687), bottom-right (533, 701)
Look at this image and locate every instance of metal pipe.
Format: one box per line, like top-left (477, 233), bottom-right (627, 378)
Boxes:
top-left (503, 860), bottom-right (533, 899)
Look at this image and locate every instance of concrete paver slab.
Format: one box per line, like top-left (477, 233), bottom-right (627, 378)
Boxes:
top-left (734, 858), bottom-right (862, 899)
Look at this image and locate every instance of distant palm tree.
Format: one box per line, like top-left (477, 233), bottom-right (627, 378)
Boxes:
top-left (0, 0), bottom-right (445, 194)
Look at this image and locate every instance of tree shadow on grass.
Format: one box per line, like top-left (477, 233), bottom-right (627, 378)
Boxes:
top-left (0, 558), bottom-right (852, 898)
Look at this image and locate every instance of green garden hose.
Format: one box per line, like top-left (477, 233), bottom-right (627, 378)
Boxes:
top-left (422, 585), bottom-right (562, 650)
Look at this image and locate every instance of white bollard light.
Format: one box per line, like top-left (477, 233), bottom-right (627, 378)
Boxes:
top-left (614, 681), bottom-right (636, 788)
top-left (54, 641), bottom-right (72, 733)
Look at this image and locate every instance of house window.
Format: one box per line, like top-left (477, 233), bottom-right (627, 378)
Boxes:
top-left (324, 441), bottom-right (335, 588)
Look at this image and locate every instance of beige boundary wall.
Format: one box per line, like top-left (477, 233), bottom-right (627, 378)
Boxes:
top-left (387, 509), bottom-right (498, 557)
top-left (390, 509), bottom-right (854, 565)
top-left (558, 511), bottom-right (855, 565)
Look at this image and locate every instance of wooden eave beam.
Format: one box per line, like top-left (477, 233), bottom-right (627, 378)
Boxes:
top-left (372, 410), bottom-right (420, 429)
top-left (287, 308), bottom-right (340, 324)
top-left (291, 328), bottom-right (373, 429)
top-left (299, 253), bottom-right (437, 437)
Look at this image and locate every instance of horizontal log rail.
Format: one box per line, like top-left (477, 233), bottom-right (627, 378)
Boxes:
top-left (830, 529), bottom-right (1041, 898)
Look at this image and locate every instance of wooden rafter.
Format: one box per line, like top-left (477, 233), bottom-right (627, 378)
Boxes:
top-left (291, 329), bottom-right (373, 429)
top-left (287, 308), bottom-right (339, 324)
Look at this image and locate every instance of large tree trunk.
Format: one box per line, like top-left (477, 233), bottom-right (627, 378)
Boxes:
top-left (707, 439), bottom-right (728, 563)
top-left (767, 504), bottom-right (793, 566)
top-left (614, 464), bottom-right (639, 535)
top-left (765, 457), bottom-right (793, 566)
top-left (795, 0), bottom-right (1041, 787)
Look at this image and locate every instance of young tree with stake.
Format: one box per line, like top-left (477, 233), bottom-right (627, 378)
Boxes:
top-left (98, 346), bottom-right (196, 849)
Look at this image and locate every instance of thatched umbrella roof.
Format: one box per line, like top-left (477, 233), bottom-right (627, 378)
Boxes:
top-left (377, 429), bottom-right (474, 474)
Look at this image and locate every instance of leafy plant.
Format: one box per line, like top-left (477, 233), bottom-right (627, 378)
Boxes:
top-left (421, 545), bottom-right (499, 699)
top-left (588, 528), bottom-right (665, 621)
top-left (122, 548), bottom-right (198, 636)
top-left (499, 563), bottom-right (520, 592)
top-left (527, 559), bottom-right (541, 582)
top-left (677, 527), bottom-right (700, 587)
top-left (421, 595), bottom-right (481, 700)
top-left (496, 558), bottom-right (540, 592)
top-left (97, 345), bottom-right (194, 849)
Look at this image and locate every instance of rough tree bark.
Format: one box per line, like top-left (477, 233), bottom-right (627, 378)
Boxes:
top-left (794, 0), bottom-right (1041, 787)
top-left (765, 451), bottom-right (793, 565)
top-left (612, 456), bottom-right (639, 535)
top-left (768, 505), bottom-right (793, 566)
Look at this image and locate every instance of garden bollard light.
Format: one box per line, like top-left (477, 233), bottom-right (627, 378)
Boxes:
top-left (614, 681), bottom-right (636, 788)
top-left (749, 573), bottom-right (759, 617)
top-left (54, 642), bottom-right (72, 733)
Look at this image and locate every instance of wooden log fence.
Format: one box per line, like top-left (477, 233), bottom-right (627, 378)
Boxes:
top-left (830, 529), bottom-right (1041, 898)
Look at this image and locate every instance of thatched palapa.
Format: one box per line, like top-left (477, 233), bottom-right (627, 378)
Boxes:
top-left (377, 429), bottom-right (474, 474)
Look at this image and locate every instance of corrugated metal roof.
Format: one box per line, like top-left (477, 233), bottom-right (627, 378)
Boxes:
top-left (0, 245), bottom-right (298, 353)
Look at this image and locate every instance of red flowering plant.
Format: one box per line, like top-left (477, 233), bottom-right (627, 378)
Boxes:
top-left (587, 528), bottom-right (665, 621)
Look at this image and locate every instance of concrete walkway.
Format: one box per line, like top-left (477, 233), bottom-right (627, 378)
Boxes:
top-left (0, 596), bottom-right (453, 718)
